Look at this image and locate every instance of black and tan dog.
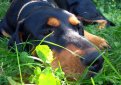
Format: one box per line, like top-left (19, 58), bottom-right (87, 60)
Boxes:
top-left (0, 0), bottom-right (109, 79)
top-left (54, 0), bottom-right (115, 29)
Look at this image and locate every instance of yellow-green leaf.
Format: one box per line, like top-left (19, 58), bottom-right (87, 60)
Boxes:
top-left (38, 71), bottom-right (60, 85)
top-left (35, 45), bottom-right (53, 63)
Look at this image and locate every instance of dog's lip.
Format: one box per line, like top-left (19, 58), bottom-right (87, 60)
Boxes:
top-left (87, 64), bottom-right (103, 77)
top-left (89, 62), bottom-right (103, 72)
top-left (89, 64), bottom-right (99, 72)
top-left (88, 70), bottom-right (97, 77)
top-left (82, 62), bottom-right (103, 77)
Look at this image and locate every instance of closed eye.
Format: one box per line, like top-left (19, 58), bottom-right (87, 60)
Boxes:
top-left (42, 25), bottom-right (56, 36)
top-left (73, 23), bottom-right (84, 36)
top-left (42, 29), bottom-right (53, 35)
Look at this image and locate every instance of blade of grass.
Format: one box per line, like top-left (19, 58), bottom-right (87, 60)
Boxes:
top-left (39, 31), bottom-right (54, 45)
top-left (15, 42), bottom-right (24, 85)
top-left (43, 40), bottom-right (85, 59)
top-left (103, 54), bottom-right (121, 79)
top-left (32, 40), bottom-right (84, 59)
top-left (91, 77), bottom-right (96, 85)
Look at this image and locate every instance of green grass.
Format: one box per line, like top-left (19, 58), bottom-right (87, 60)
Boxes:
top-left (0, 0), bottom-right (121, 85)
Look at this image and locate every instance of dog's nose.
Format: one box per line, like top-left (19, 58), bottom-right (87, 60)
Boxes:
top-left (82, 51), bottom-right (104, 73)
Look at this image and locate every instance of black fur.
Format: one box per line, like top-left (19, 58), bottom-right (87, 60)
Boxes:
top-left (0, 0), bottom-right (85, 51)
top-left (54, 0), bottom-right (115, 26)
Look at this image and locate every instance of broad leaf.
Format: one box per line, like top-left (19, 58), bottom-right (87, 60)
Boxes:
top-left (35, 45), bottom-right (53, 63)
top-left (38, 68), bottom-right (61, 85)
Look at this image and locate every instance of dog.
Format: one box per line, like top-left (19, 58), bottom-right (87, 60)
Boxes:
top-left (0, 0), bottom-right (108, 79)
top-left (54, 0), bottom-right (115, 29)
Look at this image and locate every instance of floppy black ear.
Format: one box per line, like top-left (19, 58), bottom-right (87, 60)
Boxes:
top-left (8, 20), bottom-right (24, 51)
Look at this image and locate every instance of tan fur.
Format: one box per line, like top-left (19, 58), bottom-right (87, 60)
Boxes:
top-left (47, 17), bottom-right (60, 27)
top-left (1, 29), bottom-right (11, 38)
top-left (84, 30), bottom-right (109, 49)
top-left (51, 44), bottom-right (85, 80)
top-left (19, 32), bottom-right (23, 41)
top-left (69, 16), bottom-right (80, 25)
top-left (94, 20), bottom-right (107, 29)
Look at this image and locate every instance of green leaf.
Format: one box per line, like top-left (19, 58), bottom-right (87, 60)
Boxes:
top-left (54, 67), bottom-right (65, 80)
top-left (30, 67), bottom-right (42, 84)
top-left (20, 52), bottom-right (34, 63)
top-left (35, 45), bottom-right (54, 63)
top-left (34, 67), bottom-right (41, 76)
top-left (38, 68), bottom-right (61, 85)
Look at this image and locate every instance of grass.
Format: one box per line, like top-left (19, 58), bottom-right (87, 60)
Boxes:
top-left (0, 0), bottom-right (121, 85)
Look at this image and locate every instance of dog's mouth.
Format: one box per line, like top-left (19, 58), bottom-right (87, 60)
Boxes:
top-left (89, 61), bottom-right (103, 72)
top-left (80, 51), bottom-right (105, 77)
top-left (88, 62), bottom-right (103, 77)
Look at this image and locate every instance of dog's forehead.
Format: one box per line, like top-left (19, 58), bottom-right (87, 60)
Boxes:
top-left (62, 10), bottom-right (74, 16)
top-left (50, 10), bottom-right (76, 24)
top-left (50, 9), bottom-right (73, 19)
top-left (45, 9), bottom-right (80, 27)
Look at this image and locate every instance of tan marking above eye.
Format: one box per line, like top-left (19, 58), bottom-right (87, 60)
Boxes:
top-left (69, 16), bottom-right (80, 25)
top-left (47, 17), bottom-right (60, 27)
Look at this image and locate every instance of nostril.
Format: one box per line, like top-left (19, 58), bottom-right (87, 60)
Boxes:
top-left (82, 51), bottom-right (104, 72)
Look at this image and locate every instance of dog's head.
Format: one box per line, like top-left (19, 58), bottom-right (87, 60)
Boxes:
top-left (8, 7), bottom-right (104, 79)
top-left (60, 0), bottom-right (115, 28)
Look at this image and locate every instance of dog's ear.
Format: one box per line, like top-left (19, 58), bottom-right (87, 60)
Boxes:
top-left (8, 20), bottom-right (24, 51)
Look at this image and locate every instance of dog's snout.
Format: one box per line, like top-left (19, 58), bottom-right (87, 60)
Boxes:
top-left (82, 51), bottom-right (104, 73)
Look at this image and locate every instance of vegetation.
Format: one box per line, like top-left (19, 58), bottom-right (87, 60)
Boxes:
top-left (0, 0), bottom-right (121, 85)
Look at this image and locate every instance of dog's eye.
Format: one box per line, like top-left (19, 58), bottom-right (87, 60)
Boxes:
top-left (42, 28), bottom-right (54, 36)
top-left (76, 23), bottom-right (84, 36)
